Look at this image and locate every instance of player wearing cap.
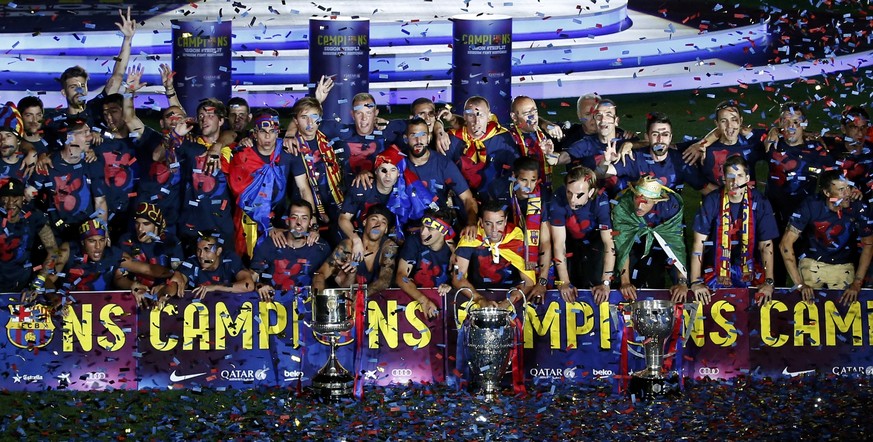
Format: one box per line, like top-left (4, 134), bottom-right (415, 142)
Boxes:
top-left (0, 178), bottom-right (57, 293)
top-left (612, 176), bottom-right (689, 302)
top-left (117, 202), bottom-right (182, 293)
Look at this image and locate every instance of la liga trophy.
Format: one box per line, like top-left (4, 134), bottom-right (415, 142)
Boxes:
top-left (628, 299), bottom-right (680, 399)
top-left (310, 285), bottom-right (361, 400)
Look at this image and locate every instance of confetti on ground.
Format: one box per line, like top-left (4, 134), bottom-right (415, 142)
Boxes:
top-left (1, 376), bottom-right (870, 439)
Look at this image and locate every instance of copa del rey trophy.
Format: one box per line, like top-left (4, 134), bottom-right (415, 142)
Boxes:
top-left (310, 286), bottom-right (361, 400)
top-left (456, 288), bottom-right (520, 401)
top-left (628, 299), bottom-right (680, 399)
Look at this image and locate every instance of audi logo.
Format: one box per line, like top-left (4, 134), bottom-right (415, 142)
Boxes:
top-left (391, 369), bottom-right (413, 377)
top-left (86, 372), bottom-right (107, 380)
top-left (698, 367), bottom-right (720, 376)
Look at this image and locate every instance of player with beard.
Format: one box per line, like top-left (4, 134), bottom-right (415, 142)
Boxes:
top-left (401, 118), bottom-right (478, 239)
top-left (251, 200), bottom-right (331, 300)
top-left (43, 8), bottom-right (136, 146)
top-left (47, 219), bottom-right (158, 308)
top-left (117, 202), bottom-right (181, 296)
top-left (287, 97), bottom-right (348, 242)
top-left (598, 112), bottom-right (699, 192)
top-left (549, 166), bottom-right (616, 304)
top-left (93, 93), bottom-right (147, 239)
top-left (339, 147), bottom-right (402, 260)
top-left (689, 155), bottom-right (779, 305)
top-left (780, 170), bottom-right (873, 304)
top-left (0, 178), bottom-right (57, 293)
top-left (168, 98), bottom-right (236, 249)
top-left (155, 231), bottom-right (255, 302)
top-left (452, 200), bottom-right (536, 308)
top-left (0, 102), bottom-right (38, 184)
top-left (313, 204), bottom-right (399, 296)
top-left (396, 210), bottom-right (455, 318)
top-left (824, 106), bottom-right (873, 196)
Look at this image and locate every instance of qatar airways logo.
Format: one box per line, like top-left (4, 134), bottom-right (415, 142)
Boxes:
top-left (529, 367), bottom-right (578, 379)
top-left (221, 367), bottom-right (270, 382)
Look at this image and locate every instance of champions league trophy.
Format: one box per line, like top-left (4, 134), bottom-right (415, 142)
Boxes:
top-left (628, 299), bottom-right (680, 399)
top-left (310, 285), bottom-right (361, 400)
top-left (455, 288), bottom-right (521, 401)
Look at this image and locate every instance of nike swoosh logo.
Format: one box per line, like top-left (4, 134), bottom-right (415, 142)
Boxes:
top-left (782, 367), bottom-right (815, 377)
top-left (184, 76), bottom-right (196, 81)
top-left (170, 370), bottom-right (207, 382)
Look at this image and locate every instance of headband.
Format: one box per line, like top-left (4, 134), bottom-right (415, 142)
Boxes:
top-left (421, 216), bottom-right (454, 240)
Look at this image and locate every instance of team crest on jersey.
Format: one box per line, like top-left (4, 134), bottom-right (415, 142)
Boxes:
top-left (6, 304), bottom-right (55, 350)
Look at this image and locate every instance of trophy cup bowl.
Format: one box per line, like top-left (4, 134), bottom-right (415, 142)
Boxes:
top-left (310, 286), bottom-right (358, 401)
top-left (628, 299), bottom-right (680, 399)
top-left (463, 307), bottom-right (514, 401)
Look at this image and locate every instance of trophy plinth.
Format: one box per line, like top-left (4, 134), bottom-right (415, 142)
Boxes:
top-left (628, 300), bottom-right (681, 400)
top-left (311, 336), bottom-right (355, 400)
top-left (310, 286), bottom-right (361, 401)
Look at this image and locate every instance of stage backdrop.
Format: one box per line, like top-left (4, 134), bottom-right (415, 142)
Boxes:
top-left (2, 289), bottom-right (872, 392)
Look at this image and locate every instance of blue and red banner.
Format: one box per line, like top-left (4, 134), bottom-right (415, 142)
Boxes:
top-left (1, 289), bottom-right (872, 391)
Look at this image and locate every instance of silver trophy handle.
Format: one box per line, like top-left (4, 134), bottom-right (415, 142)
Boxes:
top-left (507, 287), bottom-right (527, 315)
top-left (453, 287), bottom-right (474, 328)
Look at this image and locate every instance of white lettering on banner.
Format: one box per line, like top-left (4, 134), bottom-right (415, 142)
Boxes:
top-left (831, 366), bottom-right (873, 375)
top-left (12, 374), bottom-right (44, 383)
top-left (592, 369), bottom-right (614, 378)
top-left (283, 370), bottom-right (304, 381)
top-left (698, 367), bottom-right (720, 376)
top-left (220, 367), bottom-right (269, 382)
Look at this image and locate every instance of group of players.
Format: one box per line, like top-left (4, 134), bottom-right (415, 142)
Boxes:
top-left (1, 9), bottom-right (871, 313)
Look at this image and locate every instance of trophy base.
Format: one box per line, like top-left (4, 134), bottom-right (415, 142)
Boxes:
top-left (312, 358), bottom-right (354, 401)
top-left (469, 382), bottom-right (502, 402)
top-left (628, 371), bottom-right (680, 401)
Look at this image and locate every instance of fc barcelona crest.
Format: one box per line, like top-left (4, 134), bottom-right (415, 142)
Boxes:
top-left (6, 304), bottom-right (55, 350)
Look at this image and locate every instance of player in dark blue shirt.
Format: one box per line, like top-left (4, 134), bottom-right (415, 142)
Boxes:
top-left (780, 170), bottom-right (873, 305)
